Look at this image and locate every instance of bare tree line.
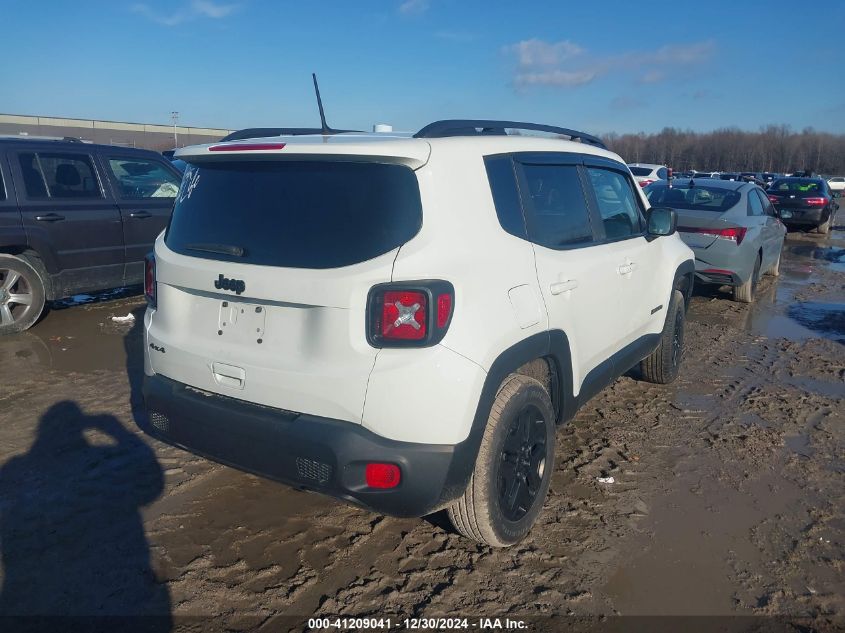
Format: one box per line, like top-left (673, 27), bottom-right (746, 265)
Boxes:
top-left (601, 125), bottom-right (845, 175)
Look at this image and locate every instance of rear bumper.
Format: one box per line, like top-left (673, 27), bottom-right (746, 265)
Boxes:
top-left (695, 270), bottom-right (739, 286)
top-left (141, 373), bottom-right (467, 517)
top-left (779, 208), bottom-right (826, 225)
top-left (692, 258), bottom-right (741, 286)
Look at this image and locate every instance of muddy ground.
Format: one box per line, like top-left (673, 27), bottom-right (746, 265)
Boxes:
top-left (0, 220), bottom-right (843, 631)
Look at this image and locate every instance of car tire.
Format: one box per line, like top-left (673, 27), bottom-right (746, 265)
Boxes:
top-left (733, 255), bottom-right (761, 303)
top-left (0, 253), bottom-right (47, 335)
top-left (816, 215), bottom-right (830, 235)
top-left (768, 249), bottom-right (781, 277)
top-left (639, 289), bottom-right (685, 385)
top-left (447, 374), bottom-right (555, 547)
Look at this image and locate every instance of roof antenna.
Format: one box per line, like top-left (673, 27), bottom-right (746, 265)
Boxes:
top-left (312, 73), bottom-right (332, 135)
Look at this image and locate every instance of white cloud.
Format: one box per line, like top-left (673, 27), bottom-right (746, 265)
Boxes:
top-left (504, 38), bottom-right (715, 90)
top-left (399, 0), bottom-right (429, 15)
top-left (505, 39), bottom-right (584, 69)
top-left (516, 69), bottom-right (596, 88)
top-left (191, 0), bottom-right (237, 18)
top-left (132, 0), bottom-right (238, 26)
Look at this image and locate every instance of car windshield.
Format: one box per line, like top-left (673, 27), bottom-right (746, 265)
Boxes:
top-left (770, 179), bottom-right (824, 194)
top-left (628, 166), bottom-right (654, 176)
top-left (645, 184), bottom-right (741, 212)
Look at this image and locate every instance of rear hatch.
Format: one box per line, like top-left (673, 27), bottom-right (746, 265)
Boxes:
top-left (147, 137), bottom-right (429, 424)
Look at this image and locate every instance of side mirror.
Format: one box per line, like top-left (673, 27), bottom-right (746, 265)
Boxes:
top-left (647, 206), bottom-right (677, 237)
top-left (779, 209), bottom-right (794, 220)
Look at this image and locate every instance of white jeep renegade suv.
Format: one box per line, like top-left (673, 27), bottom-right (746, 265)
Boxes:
top-left (141, 120), bottom-right (695, 546)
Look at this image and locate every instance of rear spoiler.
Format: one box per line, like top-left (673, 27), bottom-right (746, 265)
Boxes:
top-left (176, 136), bottom-right (431, 170)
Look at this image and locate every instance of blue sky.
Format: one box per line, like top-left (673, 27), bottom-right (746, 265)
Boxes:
top-left (2, 0), bottom-right (844, 134)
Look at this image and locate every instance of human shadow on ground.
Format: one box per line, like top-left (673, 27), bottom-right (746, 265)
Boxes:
top-left (0, 401), bottom-right (170, 630)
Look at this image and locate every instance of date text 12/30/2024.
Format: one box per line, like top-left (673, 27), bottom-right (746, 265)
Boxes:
top-left (307, 618), bottom-right (529, 630)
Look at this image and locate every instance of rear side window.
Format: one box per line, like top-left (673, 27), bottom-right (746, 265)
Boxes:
top-left (748, 189), bottom-right (764, 216)
top-left (19, 152), bottom-right (102, 199)
top-left (485, 156), bottom-right (526, 238)
top-left (629, 166), bottom-right (652, 177)
top-left (586, 168), bottom-right (644, 239)
top-left (755, 189), bottom-right (776, 216)
top-left (165, 161), bottom-right (422, 269)
top-left (518, 163), bottom-right (593, 248)
top-left (107, 158), bottom-right (180, 199)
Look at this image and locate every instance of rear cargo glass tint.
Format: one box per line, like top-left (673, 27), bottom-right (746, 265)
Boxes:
top-left (165, 161), bottom-right (422, 269)
top-left (646, 184), bottom-right (740, 212)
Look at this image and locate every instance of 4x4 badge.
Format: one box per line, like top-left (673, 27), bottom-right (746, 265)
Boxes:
top-left (215, 274), bottom-right (246, 295)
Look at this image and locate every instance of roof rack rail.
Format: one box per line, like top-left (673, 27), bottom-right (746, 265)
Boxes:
top-left (413, 119), bottom-right (607, 149)
top-left (0, 134), bottom-right (86, 143)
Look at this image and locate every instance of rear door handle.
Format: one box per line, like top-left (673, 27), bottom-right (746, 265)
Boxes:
top-left (550, 279), bottom-right (578, 295)
top-left (35, 213), bottom-right (65, 222)
top-left (129, 211), bottom-right (152, 219)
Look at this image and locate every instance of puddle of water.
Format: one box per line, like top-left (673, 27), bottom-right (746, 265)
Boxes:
top-left (0, 292), bottom-right (146, 373)
top-left (786, 302), bottom-right (845, 345)
top-left (784, 433), bottom-right (815, 458)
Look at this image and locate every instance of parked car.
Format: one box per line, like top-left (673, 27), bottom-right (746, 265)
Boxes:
top-left (645, 179), bottom-right (786, 302)
top-left (766, 177), bottom-right (839, 234)
top-left (141, 120), bottom-right (695, 546)
top-left (0, 137), bottom-right (182, 333)
top-left (827, 176), bottom-right (845, 192)
top-left (628, 163), bottom-right (670, 187)
top-left (739, 172), bottom-right (766, 186)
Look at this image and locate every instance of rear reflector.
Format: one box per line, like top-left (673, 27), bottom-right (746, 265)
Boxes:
top-left (365, 463), bottom-right (401, 489)
top-left (679, 226), bottom-right (747, 245)
top-left (436, 293), bottom-right (453, 328)
top-left (207, 143), bottom-right (287, 152)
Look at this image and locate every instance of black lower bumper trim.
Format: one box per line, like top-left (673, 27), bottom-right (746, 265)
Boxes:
top-left (141, 374), bottom-right (464, 517)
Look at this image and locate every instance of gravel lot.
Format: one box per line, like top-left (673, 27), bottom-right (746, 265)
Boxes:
top-left (0, 222), bottom-right (843, 631)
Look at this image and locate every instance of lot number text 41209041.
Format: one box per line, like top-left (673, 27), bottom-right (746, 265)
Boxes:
top-left (307, 617), bottom-right (529, 630)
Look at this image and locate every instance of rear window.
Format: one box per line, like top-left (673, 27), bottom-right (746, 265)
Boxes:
top-left (645, 184), bottom-right (741, 212)
top-left (770, 179), bottom-right (824, 195)
top-left (629, 166), bottom-right (653, 177)
top-left (165, 161), bottom-right (422, 269)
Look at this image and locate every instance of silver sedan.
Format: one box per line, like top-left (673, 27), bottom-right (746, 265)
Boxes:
top-left (645, 179), bottom-right (787, 302)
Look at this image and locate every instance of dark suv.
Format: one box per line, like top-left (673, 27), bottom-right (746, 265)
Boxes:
top-left (0, 137), bottom-right (182, 333)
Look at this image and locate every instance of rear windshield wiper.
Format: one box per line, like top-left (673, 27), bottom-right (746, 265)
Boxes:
top-left (184, 243), bottom-right (245, 257)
